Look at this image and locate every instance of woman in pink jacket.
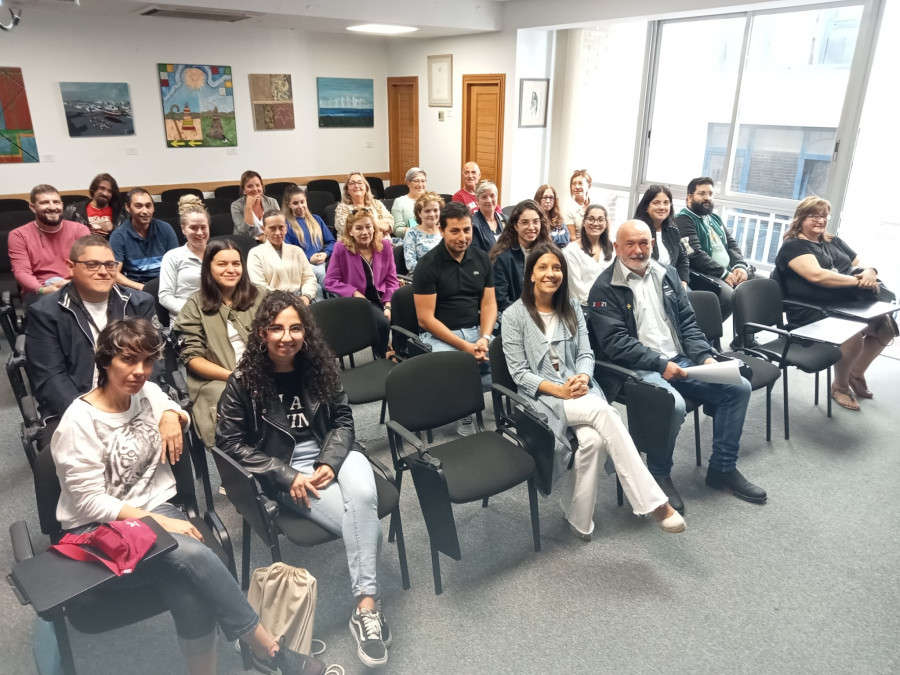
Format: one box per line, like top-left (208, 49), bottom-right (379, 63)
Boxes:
top-left (324, 209), bottom-right (398, 357)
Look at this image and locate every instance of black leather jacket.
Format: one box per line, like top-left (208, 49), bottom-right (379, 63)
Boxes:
top-left (215, 369), bottom-right (359, 494)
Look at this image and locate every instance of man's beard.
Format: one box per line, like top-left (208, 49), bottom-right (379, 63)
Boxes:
top-left (689, 199), bottom-right (713, 217)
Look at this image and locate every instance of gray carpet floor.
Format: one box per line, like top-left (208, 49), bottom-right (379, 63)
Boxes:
top-left (1, 350), bottom-right (898, 674)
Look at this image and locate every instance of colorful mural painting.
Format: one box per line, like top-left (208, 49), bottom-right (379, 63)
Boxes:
top-left (158, 63), bottom-right (237, 148)
top-left (0, 67), bottom-right (39, 163)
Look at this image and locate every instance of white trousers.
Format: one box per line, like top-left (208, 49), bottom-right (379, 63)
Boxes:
top-left (559, 393), bottom-right (668, 536)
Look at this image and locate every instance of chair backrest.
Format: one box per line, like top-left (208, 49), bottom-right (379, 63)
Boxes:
top-left (393, 243), bottom-right (408, 277)
top-left (141, 277), bottom-right (170, 327)
top-left (209, 234), bottom-right (259, 262)
top-left (323, 203), bottom-right (338, 235)
top-left (0, 198), bottom-right (30, 213)
top-left (366, 176), bottom-right (385, 199)
top-left (265, 181), bottom-right (297, 201)
top-left (488, 335), bottom-right (516, 392)
top-left (309, 296), bottom-right (379, 358)
top-left (386, 351), bottom-right (485, 432)
top-left (152, 200), bottom-right (180, 220)
top-left (733, 278), bottom-right (784, 330)
top-left (210, 212), bottom-right (236, 238)
top-left (214, 185), bottom-right (242, 200)
top-left (381, 198), bottom-right (394, 213)
top-left (501, 205), bottom-right (514, 219)
top-left (439, 193), bottom-right (454, 205)
top-left (210, 447), bottom-right (277, 546)
top-left (306, 179), bottom-right (341, 203)
top-left (161, 188), bottom-right (204, 203)
top-left (61, 194), bottom-right (89, 208)
top-left (390, 284), bottom-right (419, 335)
top-left (203, 197), bottom-right (233, 215)
top-left (383, 184), bottom-right (409, 200)
top-left (687, 290), bottom-right (723, 348)
top-left (305, 190), bottom-right (335, 218)
top-left (0, 210), bottom-right (35, 232)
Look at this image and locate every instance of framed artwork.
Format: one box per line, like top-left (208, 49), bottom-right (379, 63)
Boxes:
top-left (0, 67), bottom-right (39, 163)
top-left (427, 54), bottom-right (452, 107)
top-left (59, 82), bottom-right (134, 137)
top-left (518, 78), bottom-right (549, 128)
top-left (316, 77), bottom-right (374, 128)
top-left (248, 73), bottom-right (294, 130)
top-left (158, 63), bottom-right (237, 148)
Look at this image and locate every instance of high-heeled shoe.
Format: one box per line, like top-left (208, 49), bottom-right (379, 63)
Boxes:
top-left (848, 374), bottom-right (873, 399)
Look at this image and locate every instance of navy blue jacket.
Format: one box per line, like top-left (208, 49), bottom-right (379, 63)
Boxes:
top-left (493, 245), bottom-right (525, 314)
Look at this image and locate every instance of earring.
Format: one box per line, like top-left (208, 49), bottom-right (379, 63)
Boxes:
top-left (300, 340), bottom-right (308, 352)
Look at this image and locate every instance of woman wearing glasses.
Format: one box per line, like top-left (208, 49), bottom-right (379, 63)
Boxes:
top-left (173, 239), bottom-right (267, 447)
top-left (563, 204), bottom-right (614, 306)
top-left (534, 184), bottom-right (569, 247)
top-left (216, 291), bottom-right (392, 668)
top-left (324, 209), bottom-right (398, 358)
top-left (390, 167), bottom-right (428, 238)
top-left (775, 196), bottom-right (895, 410)
top-left (633, 185), bottom-right (689, 289)
top-left (490, 199), bottom-right (552, 315)
top-left (334, 171), bottom-right (394, 237)
top-left (158, 195), bottom-right (210, 322)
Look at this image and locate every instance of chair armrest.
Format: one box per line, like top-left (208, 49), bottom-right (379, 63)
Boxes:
top-left (366, 454), bottom-right (395, 484)
top-left (397, 274), bottom-right (413, 285)
top-left (1, 291), bottom-right (10, 307)
top-left (593, 359), bottom-right (640, 381)
top-left (490, 383), bottom-right (532, 410)
top-left (9, 521), bottom-right (34, 564)
top-left (743, 321), bottom-right (790, 339)
top-left (390, 325), bottom-right (431, 357)
top-left (14, 333), bottom-right (26, 357)
top-left (386, 420), bottom-right (426, 456)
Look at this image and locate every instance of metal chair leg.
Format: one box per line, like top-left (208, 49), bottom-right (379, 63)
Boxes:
top-left (430, 543), bottom-right (443, 595)
top-left (527, 479), bottom-right (541, 553)
top-left (783, 369), bottom-right (790, 440)
top-left (481, 497), bottom-right (489, 508)
top-left (391, 508), bottom-right (411, 590)
top-left (826, 367), bottom-right (832, 418)
top-left (616, 476), bottom-right (624, 506)
top-left (694, 409), bottom-right (702, 467)
top-left (241, 519), bottom-right (252, 590)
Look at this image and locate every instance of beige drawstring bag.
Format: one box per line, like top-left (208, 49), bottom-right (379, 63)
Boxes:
top-left (247, 562), bottom-right (317, 654)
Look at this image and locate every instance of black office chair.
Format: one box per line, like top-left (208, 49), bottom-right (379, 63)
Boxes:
top-left (305, 190), bottom-right (335, 218)
top-left (202, 197), bottom-right (233, 215)
top-left (151, 200), bottom-right (180, 220)
top-left (385, 351), bottom-right (541, 595)
top-left (0, 231), bottom-right (22, 305)
top-left (306, 179), bottom-right (341, 203)
top-left (689, 289), bottom-right (782, 446)
top-left (9, 440), bottom-right (236, 675)
top-left (393, 243), bottom-right (409, 279)
top-left (366, 176), bottom-right (385, 199)
top-left (383, 184), bottom-right (409, 200)
top-left (501, 205), bottom-right (515, 219)
top-left (6, 337), bottom-right (42, 468)
top-left (160, 187), bottom-right (204, 203)
top-left (211, 446), bottom-right (410, 591)
top-left (309, 297), bottom-right (398, 424)
top-left (0, 198), bottom-right (29, 213)
top-left (0, 209), bottom-right (35, 231)
top-left (733, 279), bottom-right (843, 440)
top-left (209, 213), bottom-right (236, 238)
top-left (265, 181), bottom-right (296, 200)
top-left (209, 234), bottom-right (259, 263)
top-left (389, 285), bottom-right (430, 360)
top-left (381, 198), bottom-right (394, 213)
top-left (323, 203), bottom-right (338, 237)
top-left (439, 193), bottom-right (454, 205)
top-left (214, 185), bottom-right (241, 200)
top-left (60, 194), bottom-right (89, 208)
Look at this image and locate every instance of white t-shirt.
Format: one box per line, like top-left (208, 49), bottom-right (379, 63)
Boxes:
top-left (227, 320), bottom-right (247, 364)
top-left (655, 231), bottom-right (671, 265)
top-left (620, 260), bottom-right (678, 359)
top-left (83, 299), bottom-right (109, 387)
top-left (538, 310), bottom-right (560, 369)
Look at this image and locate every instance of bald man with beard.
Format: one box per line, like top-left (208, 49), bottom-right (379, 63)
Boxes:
top-left (586, 220), bottom-right (764, 513)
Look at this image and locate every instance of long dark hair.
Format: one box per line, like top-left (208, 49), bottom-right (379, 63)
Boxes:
top-left (634, 184), bottom-right (675, 232)
top-left (578, 204), bottom-right (613, 262)
top-left (521, 241), bottom-right (577, 336)
top-left (490, 199), bottom-right (551, 261)
top-left (200, 239), bottom-right (258, 313)
top-left (237, 291), bottom-right (341, 405)
top-left (533, 184), bottom-right (563, 230)
top-left (95, 317), bottom-right (163, 389)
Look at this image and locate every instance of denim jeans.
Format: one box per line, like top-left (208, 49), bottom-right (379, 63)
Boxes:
top-left (636, 356), bottom-right (752, 475)
top-left (311, 263), bottom-right (326, 300)
top-left (277, 449), bottom-right (382, 599)
top-left (80, 503), bottom-right (260, 642)
top-left (421, 326), bottom-right (492, 390)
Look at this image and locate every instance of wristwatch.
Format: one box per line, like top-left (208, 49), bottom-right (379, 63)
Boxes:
top-left (478, 334), bottom-right (492, 343)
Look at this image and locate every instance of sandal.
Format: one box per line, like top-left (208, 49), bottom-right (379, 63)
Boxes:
top-left (831, 385), bottom-right (860, 411)
top-left (848, 374), bottom-right (873, 399)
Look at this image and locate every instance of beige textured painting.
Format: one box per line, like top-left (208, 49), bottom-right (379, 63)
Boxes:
top-left (249, 73), bottom-right (294, 130)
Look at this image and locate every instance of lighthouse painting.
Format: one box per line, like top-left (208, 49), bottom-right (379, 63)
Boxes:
top-left (158, 63), bottom-right (237, 148)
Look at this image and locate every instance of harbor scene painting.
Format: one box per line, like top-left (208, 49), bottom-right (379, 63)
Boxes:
top-left (317, 77), bottom-right (374, 128)
top-left (158, 64), bottom-right (237, 148)
top-left (59, 82), bottom-right (134, 137)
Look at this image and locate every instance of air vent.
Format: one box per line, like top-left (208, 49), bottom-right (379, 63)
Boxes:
top-left (139, 5), bottom-right (254, 23)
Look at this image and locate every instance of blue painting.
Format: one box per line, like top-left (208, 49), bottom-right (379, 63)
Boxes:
top-left (316, 77), bottom-right (374, 128)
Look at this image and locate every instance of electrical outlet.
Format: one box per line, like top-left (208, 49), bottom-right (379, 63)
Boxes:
top-left (43, 154), bottom-right (56, 163)
top-left (227, 148), bottom-right (237, 155)
top-left (125, 147), bottom-right (138, 156)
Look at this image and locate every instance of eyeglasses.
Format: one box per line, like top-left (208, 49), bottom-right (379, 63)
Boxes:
top-left (73, 260), bottom-right (119, 272)
top-left (347, 180), bottom-right (367, 188)
top-left (350, 206), bottom-right (372, 214)
top-left (518, 218), bottom-right (542, 228)
top-left (265, 325), bottom-right (304, 338)
top-left (583, 216), bottom-right (607, 224)
top-left (805, 214), bottom-right (830, 222)
top-left (540, 195), bottom-right (555, 202)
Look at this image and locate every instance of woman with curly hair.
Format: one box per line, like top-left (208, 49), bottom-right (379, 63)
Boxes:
top-left (402, 191), bottom-right (444, 273)
top-left (534, 184), bottom-right (568, 247)
top-left (490, 199), bottom-right (552, 314)
top-left (216, 291), bottom-right (391, 668)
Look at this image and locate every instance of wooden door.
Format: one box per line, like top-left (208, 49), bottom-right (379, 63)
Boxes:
top-left (461, 74), bottom-right (505, 197)
top-left (387, 77), bottom-right (419, 185)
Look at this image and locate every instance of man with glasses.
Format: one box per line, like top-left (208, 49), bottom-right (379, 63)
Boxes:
top-left (109, 187), bottom-right (179, 290)
top-left (26, 234), bottom-right (161, 437)
top-left (674, 176), bottom-right (753, 328)
top-left (8, 184), bottom-right (90, 307)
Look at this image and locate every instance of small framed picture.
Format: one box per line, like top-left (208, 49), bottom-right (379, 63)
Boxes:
top-left (518, 78), bottom-right (549, 128)
top-left (427, 54), bottom-right (452, 107)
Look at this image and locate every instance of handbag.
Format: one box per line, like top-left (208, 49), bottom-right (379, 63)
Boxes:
top-left (248, 562), bottom-right (318, 655)
top-left (51, 519), bottom-right (157, 576)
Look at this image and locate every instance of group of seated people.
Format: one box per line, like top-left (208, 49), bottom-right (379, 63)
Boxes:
top-left (5, 162), bottom-right (894, 672)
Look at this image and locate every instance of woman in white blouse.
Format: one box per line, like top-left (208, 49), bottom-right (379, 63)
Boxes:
top-left (563, 204), bottom-right (614, 305)
top-left (158, 195), bottom-right (209, 323)
top-left (247, 209), bottom-right (317, 304)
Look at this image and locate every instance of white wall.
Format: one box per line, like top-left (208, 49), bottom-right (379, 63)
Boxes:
top-left (0, 7), bottom-right (391, 195)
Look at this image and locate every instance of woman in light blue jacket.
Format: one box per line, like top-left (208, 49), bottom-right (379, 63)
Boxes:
top-left (500, 241), bottom-right (684, 540)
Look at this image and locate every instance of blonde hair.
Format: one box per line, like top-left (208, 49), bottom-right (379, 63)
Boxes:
top-left (784, 196), bottom-right (833, 242)
top-left (281, 185), bottom-right (324, 249)
top-left (178, 194), bottom-right (209, 227)
top-left (342, 209), bottom-right (383, 254)
top-left (340, 171), bottom-right (376, 208)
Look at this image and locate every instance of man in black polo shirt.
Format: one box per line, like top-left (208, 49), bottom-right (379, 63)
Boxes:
top-left (413, 202), bottom-right (497, 433)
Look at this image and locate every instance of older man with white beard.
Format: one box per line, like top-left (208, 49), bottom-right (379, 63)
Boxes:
top-left (587, 220), bottom-right (763, 513)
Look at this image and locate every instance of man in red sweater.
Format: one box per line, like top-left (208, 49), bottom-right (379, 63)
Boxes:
top-left (451, 161), bottom-right (482, 213)
top-left (8, 184), bottom-right (90, 306)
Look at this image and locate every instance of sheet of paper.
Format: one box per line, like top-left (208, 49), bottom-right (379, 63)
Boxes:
top-left (682, 359), bottom-right (744, 385)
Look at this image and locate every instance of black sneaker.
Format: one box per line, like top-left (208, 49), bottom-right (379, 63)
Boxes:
top-left (376, 598), bottom-right (392, 648)
top-left (349, 607), bottom-right (388, 667)
top-left (251, 636), bottom-right (325, 675)
top-left (705, 468), bottom-right (767, 504)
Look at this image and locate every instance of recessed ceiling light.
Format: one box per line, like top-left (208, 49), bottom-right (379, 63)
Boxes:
top-left (346, 24), bottom-right (418, 35)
